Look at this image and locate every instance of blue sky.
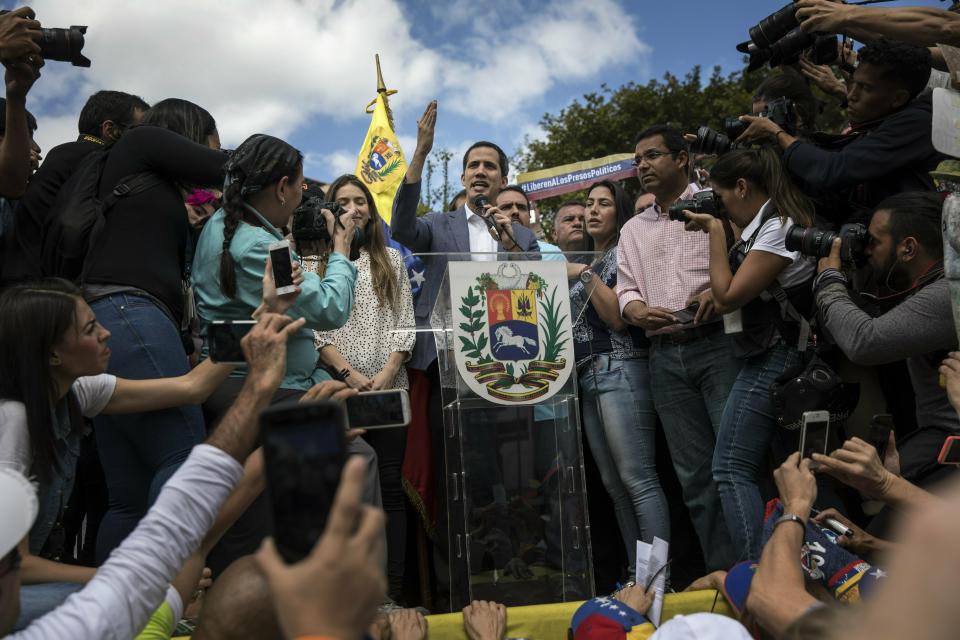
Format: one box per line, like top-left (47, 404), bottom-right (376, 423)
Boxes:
top-left (13, 0), bottom-right (944, 191)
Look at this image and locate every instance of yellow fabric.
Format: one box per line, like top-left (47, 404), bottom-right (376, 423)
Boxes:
top-left (354, 93), bottom-right (407, 224)
top-left (424, 590), bottom-right (734, 639)
top-left (135, 601), bottom-right (176, 640)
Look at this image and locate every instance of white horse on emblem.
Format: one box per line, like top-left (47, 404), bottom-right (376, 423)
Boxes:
top-left (493, 326), bottom-right (537, 356)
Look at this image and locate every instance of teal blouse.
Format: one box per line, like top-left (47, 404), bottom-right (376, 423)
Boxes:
top-left (192, 208), bottom-right (357, 390)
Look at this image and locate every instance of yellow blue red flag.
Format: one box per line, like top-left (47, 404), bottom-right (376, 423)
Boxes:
top-left (355, 92), bottom-right (406, 224)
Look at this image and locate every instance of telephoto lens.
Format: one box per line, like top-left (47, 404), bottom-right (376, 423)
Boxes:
top-left (691, 126), bottom-right (733, 156)
top-left (784, 225), bottom-right (838, 258)
top-left (0, 11), bottom-right (91, 67)
top-left (748, 2), bottom-right (799, 49)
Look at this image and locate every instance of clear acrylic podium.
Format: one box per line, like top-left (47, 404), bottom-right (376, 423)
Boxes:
top-left (417, 253), bottom-right (598, 611)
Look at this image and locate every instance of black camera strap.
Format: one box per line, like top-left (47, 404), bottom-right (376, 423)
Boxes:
top-left (731, 205), bottom-right (813, 353)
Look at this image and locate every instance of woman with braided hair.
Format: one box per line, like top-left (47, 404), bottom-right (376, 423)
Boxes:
top-left (191, 135), bottom-right (383, 574)
top-left (192, 134), bottom-right (358, 390)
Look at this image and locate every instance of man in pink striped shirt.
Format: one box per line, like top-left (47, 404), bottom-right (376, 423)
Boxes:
top-left (616, 125), bottom-right (741, 572)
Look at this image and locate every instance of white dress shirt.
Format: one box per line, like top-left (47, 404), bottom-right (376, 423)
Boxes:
top-left (12, 444), bottom-right (243, 640)
top-left (465, 203), bottom-right (499, 261)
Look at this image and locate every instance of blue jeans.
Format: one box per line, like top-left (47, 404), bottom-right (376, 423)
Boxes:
top-left (714, 342), bottom-right (804, 562)
top-left (580, 353), bottom-right (669, 575)
top-left (91, 293), bottom-right (206, 563)
top-left (648, 330), bottom-right (740, 572)
top-left (14, 582), bottom-right (83, 630)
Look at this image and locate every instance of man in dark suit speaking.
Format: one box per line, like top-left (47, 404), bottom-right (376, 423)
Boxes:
top-left (390, 100), bottom-right (540, 608)
top-left (391, 100), bottom-right (540, 372)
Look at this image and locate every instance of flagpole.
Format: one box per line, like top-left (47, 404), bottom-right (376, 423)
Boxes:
top-left (374, 53), bottom-right (396, 129)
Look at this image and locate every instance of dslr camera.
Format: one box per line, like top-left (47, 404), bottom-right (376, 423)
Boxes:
top-left (668, 190), bottom-right (720, 222)
top-left (784, 223), bottom-right (869, 264)
top-left (736, 2), bottom-right (838, 72)
top-left (0, 10), bottom-right (90, 67)
top-left (291, 195), bottom-right (344, 245)
top-left (691, 97), bottom-right (796, 156)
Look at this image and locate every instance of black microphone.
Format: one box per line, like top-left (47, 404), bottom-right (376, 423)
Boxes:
top-left (472, 195), bottom-right (501, 241)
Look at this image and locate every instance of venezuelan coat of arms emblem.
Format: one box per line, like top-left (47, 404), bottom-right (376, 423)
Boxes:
top-left (448, 261), bottom-right (574, 405)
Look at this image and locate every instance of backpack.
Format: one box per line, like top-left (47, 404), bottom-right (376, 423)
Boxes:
top-left (40, 149), bottom-right (164, 281)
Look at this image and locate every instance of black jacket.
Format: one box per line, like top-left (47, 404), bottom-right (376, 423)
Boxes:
top-left (782, 93), bottom-right (945, 223)
top-left (1, 136), bottom-right (104, 283)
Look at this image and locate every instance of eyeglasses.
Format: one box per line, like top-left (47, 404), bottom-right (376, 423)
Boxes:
top-left (632, 150), bottom-right (675, 167)
top-left (0, 548), bottom-right (22, 578)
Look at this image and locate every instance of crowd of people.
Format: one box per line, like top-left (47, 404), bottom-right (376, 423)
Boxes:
top-left (2, 1), bottom-right (960, 638)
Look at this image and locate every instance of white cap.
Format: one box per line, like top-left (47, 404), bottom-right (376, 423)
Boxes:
top-left (0, 467), bottom-right (37, 558)
top-left (651, 613), bottom-right (753, 640)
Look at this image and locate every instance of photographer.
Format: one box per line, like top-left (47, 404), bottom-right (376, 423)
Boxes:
top-left (738, 39), bottom-right (942, 223)
top-left (814, 191), bottom-right (958, 487)
top-left (3, 90), bottom-right (149, 284)
top-left (681, 146), bottom-right (816, 562)
top-left (80, 99), bottom-right (228, 563)
top-left (0, 54), bottom-right (41, 200)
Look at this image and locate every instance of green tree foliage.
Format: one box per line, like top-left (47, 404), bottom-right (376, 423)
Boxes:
top-left (520, 64), bottom-right (846, 224)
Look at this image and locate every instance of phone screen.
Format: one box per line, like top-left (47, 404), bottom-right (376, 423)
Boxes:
top-left (261, 401), bottom-right (346, 563)
top-left (269, 244), bottom-right (294, 289)
top-left (346, 390), bottom-right (409, 429)
top-left (209, 320), bottom-right (255, 363)
top-left (799, 412), bottom-right (830, 460)
top-left (671, 302), bottom-right (699, 325)
top-left (868, 414), bottom-right (893, 460)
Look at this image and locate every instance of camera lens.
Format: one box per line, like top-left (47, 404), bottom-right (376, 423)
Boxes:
top-left (748, 2), bottom-right (799, 49)
top-left (785, 226), bottom-right (838, 258)
top-left (692, 126), bottom-right (732, 156)
top-left (767, 26), bottom-right (816, 68)
top-left (38, 26), bottom-right (91, 67)
top-left (723, 118), bottom-right (747, 141)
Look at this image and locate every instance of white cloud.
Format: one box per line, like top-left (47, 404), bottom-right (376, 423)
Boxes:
top-left (25, 0), bottom-right (648, 163)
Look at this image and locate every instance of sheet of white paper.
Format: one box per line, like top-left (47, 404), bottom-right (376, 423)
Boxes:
top-left (635, 537), bottom-right (669, 627)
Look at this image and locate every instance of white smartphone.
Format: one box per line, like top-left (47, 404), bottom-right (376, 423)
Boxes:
top-left (268, 240), bottom-right (297, 296)
top-left (345, 389), bottom-right (411, 430)
top-left (799, 410), bottom-right (831, 460)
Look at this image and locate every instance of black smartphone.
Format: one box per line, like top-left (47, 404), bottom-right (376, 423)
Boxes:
top-left (260, 400), bottom-right (347, 563)
top-left (868, 414), bottom-right (893, 460)
top-left (268, 239), bottom-right (297, 295)
top-left (671, 301), bottom-right (700, 325)
top-left (208, 320), bottom-right (256, 364)
top-left (799, 410), bottom-right (831, 460)
top-left (346, 389), bottom-right (411, 429)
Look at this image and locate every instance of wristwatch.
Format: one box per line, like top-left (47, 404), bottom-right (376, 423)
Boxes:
top-left (579, 269), bottom-right (594, 284)
top-left (773, 513), bottom-right (806, 532)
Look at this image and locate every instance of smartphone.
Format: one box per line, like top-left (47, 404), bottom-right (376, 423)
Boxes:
top-left (937, 435), bottom-right (960, 465)
top-left (799, 410), bottom-right (831, 460)
top-left (671, 301), bottom-right (700, 325)
top-left (868, 414), bottom-right (894, 460)
top-left (346, 389), bottom-right (411, 429)
top-left (260, 400), bottom-right (347, 563)
top-left (268, 240), bottom-right (297, 295)
top-left (208, 320), bottom-right (256, 364)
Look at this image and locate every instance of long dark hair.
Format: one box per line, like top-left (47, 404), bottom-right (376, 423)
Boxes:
top-left (219, 134), bottom-right (303, 298)
top-left (326, 174), bottom-right (399, 311)
top-left (583, 180), bottom-right (635, 252)
top-left (138, 98), bottom-right (217, 146)
top-left (0, 279), bottom-right (83, 483)
top-left (710, 146), bottom-right (814, 226)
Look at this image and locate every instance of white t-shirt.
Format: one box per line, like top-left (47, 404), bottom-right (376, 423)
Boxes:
top-left (739, 201), bottom-right (815, 292)
top-left (0, 374), bottom-right (117, 475)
